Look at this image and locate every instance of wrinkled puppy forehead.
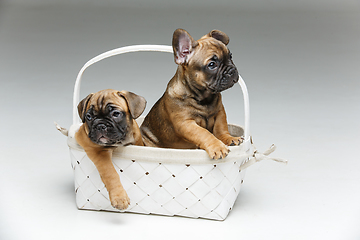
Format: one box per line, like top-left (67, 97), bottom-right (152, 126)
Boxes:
top-left (193, 38), bottom-right (229, 63)
top-left (89, 89), bottom-right (128, 113)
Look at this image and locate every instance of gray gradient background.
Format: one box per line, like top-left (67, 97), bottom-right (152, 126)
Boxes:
top-left (0, 1), bottom-right (359, 239)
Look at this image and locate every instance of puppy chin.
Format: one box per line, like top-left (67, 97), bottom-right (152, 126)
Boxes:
top-left (94, 139), bottom-right (116, 147)
top-left (209, 82), bottom-right (235, 93)
top-left (219, 82), bottom-right (236, 92)
top-left (98, 136), bottom-right (112, 145)
top-left (89, 134), bottom-right (118, 147)
top-left (92, 135), bottom-right (134, 147)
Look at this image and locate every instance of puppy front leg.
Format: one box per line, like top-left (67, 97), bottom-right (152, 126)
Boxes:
top-left (84, 148), bottom-right (130, 210)
top-left (177, 120), bottom-right (229, 159)
top-left (213, 106), bottom-right (243, 146)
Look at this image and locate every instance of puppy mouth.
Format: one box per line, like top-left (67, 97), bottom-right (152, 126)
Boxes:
top-left (98, 135), bottom-right (111, 144)
top-left (94, 134), bottom-right (126, 146)
top-left (209, 77), bottom-right (238, 93)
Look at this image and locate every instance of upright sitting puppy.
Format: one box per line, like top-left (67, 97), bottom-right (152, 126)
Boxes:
top-left (141, 29), bottom-right (242, 159)
top-left (75, 89), bottom-right (146, 210)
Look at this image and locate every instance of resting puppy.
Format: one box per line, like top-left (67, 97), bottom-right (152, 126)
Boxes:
top-left (75, 89), bottom-right (146, 210)
top-left (141, 29), bottom-right (242, 159)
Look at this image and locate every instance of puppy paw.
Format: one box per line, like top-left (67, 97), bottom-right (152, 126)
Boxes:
top-left (205, 141), bottom-right (230, 160)
top-left (228, 136), bottom-right (244, 146)
top-left (110, 190), bottom-right (130, 210)
top-left (219, 135), bottom-right (243, 146)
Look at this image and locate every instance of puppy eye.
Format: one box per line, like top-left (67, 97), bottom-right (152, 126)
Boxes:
top-left (112, 111), bottom-right (123, 118)
top-left (85, 113), bottom-right (92, 121)
top-left (207, 61), bottom-right (217, 70)
top-left (229, 53), bottom-right (233, 59)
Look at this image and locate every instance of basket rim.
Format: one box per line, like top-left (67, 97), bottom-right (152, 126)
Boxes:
top-left (68, 123), bottom-right (252, 165)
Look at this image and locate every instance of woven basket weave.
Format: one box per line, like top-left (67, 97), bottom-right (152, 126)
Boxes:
top-left (67, 119), bottom-right (248, 220)
top-left (62, 45), bottom-right (284, 221)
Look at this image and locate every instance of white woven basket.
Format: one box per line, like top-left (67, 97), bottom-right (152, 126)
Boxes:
top-left (64, 45), bottom-right (285, 221)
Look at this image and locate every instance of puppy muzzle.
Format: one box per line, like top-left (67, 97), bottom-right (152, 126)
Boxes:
top-left (212, 66), bottom-right (239, 92)
top-left (89, 122), bottom-right (127, 146)
top-left (224, 66), bottom-right (239, 83)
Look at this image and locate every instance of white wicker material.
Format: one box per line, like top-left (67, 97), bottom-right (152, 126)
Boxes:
top-left (64, 45), bottom-right (286, 221)
top-left (68, 122), bottom-right (247, 220)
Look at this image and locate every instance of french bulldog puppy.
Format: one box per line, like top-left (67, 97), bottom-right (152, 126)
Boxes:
top-left (75, 89), bottom-right (146, 210)
top-left (141, 29), bottom-right (242, 159)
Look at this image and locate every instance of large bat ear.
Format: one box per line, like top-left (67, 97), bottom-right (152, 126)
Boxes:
top-left (77, 93), bottom-right (93, 123)
top-left (207, 29), bottom-right (229, 45)
top-left (118, 91), bottom-right (147, 119)
top-left (172, 28), bottom-right (197, 65)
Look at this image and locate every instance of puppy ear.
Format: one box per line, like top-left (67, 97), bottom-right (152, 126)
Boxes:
top-left (118, 91), bottom-right (147, 119)
top-left (77, 93), bottom-right (93, 123)
top-left (172, 28), bottom-right (196, 65)
top-left (208, 30), bottom-right (230, 45)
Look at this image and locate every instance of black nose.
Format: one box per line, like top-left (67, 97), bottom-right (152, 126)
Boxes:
top-left (232, 73), bottom-right (239, 83)
top-left (96, 123), bottom-right (107, 131)
top-left (225, 67), bottom-right (236, 77)
top-left (224, 67), bottom-right (239, 83)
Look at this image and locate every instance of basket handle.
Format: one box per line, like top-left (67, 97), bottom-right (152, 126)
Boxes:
top-left (72, 45), bottom-right (251, 145)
